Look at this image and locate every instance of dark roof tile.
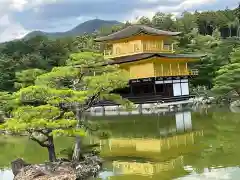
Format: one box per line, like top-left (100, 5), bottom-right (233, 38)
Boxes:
top-left (95, 25), bottom-right (181, 42)
top-left (107, 53), bottom-right (206, 65)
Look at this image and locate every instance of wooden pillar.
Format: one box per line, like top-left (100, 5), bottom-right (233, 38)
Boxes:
top-left (161, 64), bottom-right (164, 76)
top-left (177, 63), bottom-right (180, 76)
top-left (130, 85), bottom-right (133, 95)
top-left (129, 81), bottom-right (133, 95)
top-left (166, 84), bottom-right (169, 97)
top-left (185, 62), bottom-right (188, 74)
top-left (139, 104), bottom-right (143, 114)
top-left (140, 41), bottom-right (144, 52)
top-left (153, 79), bottom-right (156, 95)
top-left (169, 63), bottom-right (172, 76)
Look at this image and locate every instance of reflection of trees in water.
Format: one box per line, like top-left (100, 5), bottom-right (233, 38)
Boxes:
top-left (0, 136), bottom-right (74, 168)
top-left (184, 111), bottom-right (240, 173)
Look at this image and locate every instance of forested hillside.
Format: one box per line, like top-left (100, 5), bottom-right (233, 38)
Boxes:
top-left (0, 5), bottom-right (240, 98)
top-left (23, 19), bottom-right (121, 39)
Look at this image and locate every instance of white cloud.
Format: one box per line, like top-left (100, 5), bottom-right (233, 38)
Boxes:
top-left (127, 0), bottom-right (216, 22)
top-left (0, 15), bottom-right (29, 42)
top-left (0, 15), bottom-right (11, 27)
top-left (156, 0), bottom-right (216, 11)
top-left (10, 0), bottom-right (28, 11)
top-left (8, 0), bottom-right (58, 11)
top-left (0, 24), bottom-right (29, 42)
top-left (0, 0), bottom-right (58, 42)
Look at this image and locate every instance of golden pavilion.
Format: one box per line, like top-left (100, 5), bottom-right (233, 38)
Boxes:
top-left (95, 25), bottom-right (204, 103)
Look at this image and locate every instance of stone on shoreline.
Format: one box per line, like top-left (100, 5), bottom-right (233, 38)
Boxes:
top-left (11, 154), bottom-right (103, 180)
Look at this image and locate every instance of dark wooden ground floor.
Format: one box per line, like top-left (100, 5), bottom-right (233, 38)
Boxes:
top-left (97, 76), bottom-right (193, 105)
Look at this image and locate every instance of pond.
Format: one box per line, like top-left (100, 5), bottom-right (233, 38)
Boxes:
top-left (1, 108), bottom-right (240, 180)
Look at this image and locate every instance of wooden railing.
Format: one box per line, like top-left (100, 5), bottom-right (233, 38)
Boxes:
top-left (104, 49), bottom-right (113, 56)
top-left (142, 41), bottom-right (162, 52)
top-left (189, 69), bottom-right (199, 76)
top-left (103, 41), bottom-right (174, 58)
top-left (93, 95), bottom-right (194, 106)
top-left (156, 70), bottom-right (190, 77)
top-left (163, 44), bottom-right (172, 51)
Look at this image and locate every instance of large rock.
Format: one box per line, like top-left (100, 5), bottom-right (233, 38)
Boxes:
top-left (11, 155), bottom-right (103, 180)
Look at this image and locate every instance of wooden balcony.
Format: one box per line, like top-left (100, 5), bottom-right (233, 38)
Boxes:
top-left (143, 42), bottom-right (173, 53)
top-left (104, 49), bottom-right (112, 56)
top-left (104, 40), bottom-right (174, 58)
top-left (153, 63), bottom-right (196, 78)
top-left (189, 69), bottom-right (199, 76)
top-left (126, 62), bottom-right (198, 79)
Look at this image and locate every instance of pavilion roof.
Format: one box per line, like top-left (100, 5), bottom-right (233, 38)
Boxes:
top-left (107, 53), bottom-right (206, 65)
top-left (95, 25), bottom-right (181, 42)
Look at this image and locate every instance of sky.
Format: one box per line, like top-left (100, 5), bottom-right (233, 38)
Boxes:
top-left (0, 0), bottom-right (238, 42)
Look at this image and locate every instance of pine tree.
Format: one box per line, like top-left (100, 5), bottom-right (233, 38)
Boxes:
top-left (0, 52), bottom-right (130, 162)
top-left (212, 47), bottom-right (240, 97)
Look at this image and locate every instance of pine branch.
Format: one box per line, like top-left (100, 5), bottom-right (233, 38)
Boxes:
top-left (35, 129), bottom-right (50, 137)
top-left (84, 91), bottom-right (100, 111)
top-left (29, 133), bottom-right (48, 148)
top-left (53, 110), bottom-right (66, 120)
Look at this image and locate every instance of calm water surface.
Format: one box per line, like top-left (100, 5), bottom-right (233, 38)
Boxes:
top-left (1, 108), bottom-right (240, 180)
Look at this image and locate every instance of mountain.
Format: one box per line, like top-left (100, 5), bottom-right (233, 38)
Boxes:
top-left (24, 19), bottom-right (122, 39)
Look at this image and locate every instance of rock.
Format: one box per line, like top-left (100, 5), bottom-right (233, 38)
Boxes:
top-left (11, 158), bottom-right (30, 176)
top-left (13, 161), bottom-right (76, 180)
top-left (12, 155), bottom-right (103, 180)
top-left (74, 154), bottom-right (103, 180)
top-left (230, 100), bottom-right (240, 113)
top-left (192, 96), bottom-right (215, 106)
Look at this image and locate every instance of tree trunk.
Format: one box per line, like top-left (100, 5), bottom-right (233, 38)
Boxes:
top-left (72, 105), bottom-right (85, 161)
top-left (47, 136), bottom-right (57, 162)
top-left (72, 135), bottom-right (81, 161)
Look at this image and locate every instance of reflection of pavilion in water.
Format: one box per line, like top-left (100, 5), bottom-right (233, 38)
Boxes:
top-left (98, 112), bottom-right (204, 177)
top-left (112, 156), bottom-right (184, 176)
top-left (100, 112), bottom-right (203, 151)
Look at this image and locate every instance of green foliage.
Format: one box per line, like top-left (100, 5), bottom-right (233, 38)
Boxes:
top-left (0, 55), bottom-right (18, 91)
top-left (0, 52), bottom-right (130, 161)
top-left (1, 105), bottom-right (78, 135)
top-left (176, 12), bottom-right (197, 33)
top-left (212, 47), bottom-right (240, 96)
top-left (0, 36), bottom-right (71, 91)
top-left (59, 141), bottom-right (100, 160)
top-left (14, 69), bottom-right (46, 89)
top-left (137, 16), bottom-right (152, 26)
top-left (0, 92), bottom-right (16, 121)
top-left (0, 92), bottom-right (14, 112)
top-left (0, 87), bottom-right (85, 136)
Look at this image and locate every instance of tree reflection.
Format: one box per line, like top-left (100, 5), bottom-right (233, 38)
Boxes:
top-left (184, 111), bottom-right (240, 173)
